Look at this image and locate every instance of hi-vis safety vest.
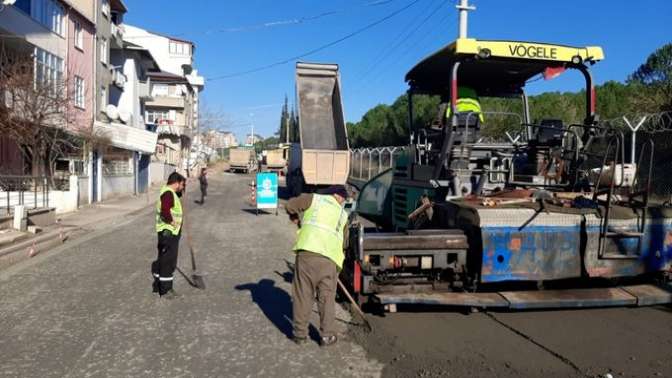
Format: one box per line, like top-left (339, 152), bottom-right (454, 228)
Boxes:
top-left (446, 97), bottom-right (485, 123)
top-left (156, 186), bottom-right (183, 235)
top-left (293, 194), bottom-right (349, 270)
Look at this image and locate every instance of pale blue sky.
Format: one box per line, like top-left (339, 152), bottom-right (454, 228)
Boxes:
top-left (124, 0), bottom-right (672, 141)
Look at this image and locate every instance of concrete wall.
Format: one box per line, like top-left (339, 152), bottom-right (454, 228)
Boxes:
top-left (150, 162), bottom-right (174, 186)
top-left (101, 174), bottom-right (134, 200)
top-left (64, 0), bottom-right (95, 22)
top-left (78, 176), bottom-right (89, 205)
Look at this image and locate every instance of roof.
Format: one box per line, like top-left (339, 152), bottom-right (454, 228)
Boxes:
top-left (405, 38), bottom-right (604, 96)
top-left (110, 0), bottom-right (127, 13)
top-left (123, 42), bottom-right (160, 70)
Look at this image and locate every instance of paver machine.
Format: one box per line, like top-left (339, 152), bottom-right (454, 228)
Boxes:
top-left (343, 38), bottom-right (672, 311)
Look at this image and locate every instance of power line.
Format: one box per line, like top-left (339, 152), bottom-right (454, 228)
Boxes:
top-left (353, 0), bottom-right (436, 83)
top-left (195, 0), bottom-right (399, 35)
top-left (354, 0), bottom-right (445, 88)
top-left (205, 0), bottom-right (422, 82)
top-left (352, 2), bottom-right (451, 94)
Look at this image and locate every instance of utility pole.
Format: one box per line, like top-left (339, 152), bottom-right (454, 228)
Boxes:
top-left (456, 0), bottom-right (476, 39)
top-left (249, 113), bottom-right (255, 148)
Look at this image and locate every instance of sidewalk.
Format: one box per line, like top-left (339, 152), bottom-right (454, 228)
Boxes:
top-left (0, 184), bottom-right (161, 270)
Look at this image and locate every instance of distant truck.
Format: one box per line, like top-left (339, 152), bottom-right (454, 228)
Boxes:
top-left (286, 62), bottom-right (350, 196)
top-left (228, 148), bottom-right (257, 174)
top-left (265, 145), bottom-right (289, 173)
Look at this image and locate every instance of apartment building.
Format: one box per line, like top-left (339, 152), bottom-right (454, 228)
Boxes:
top-left (123, 24), bottom-right (205, 177)
top-left (91, 0), bottom-right (158, 201)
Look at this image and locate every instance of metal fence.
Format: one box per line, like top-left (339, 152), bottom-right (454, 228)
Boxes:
top-left (350, 147), bottom-right (407, 182)
top-left (0, 176), bottom-right (68, 215)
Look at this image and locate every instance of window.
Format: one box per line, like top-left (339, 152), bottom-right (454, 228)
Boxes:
top-left (34, 47), bottom-right (64, 94)
top-left (169, 40), bottom-right (190, 56)
top-left (151, 84), bottom-right (169, 97)
top-left (101, 0), bottom-right (109, 16)
top-left (74, 76), bottom-right (85, 109)
top-left (74, 21), bottom-right (83, 50)
top-left (146, 110), bottom-right (170, 124)
top-left (20, 0), bottom-right (65, 36)
top-left (100, 85), bottom-right (107, 111)
top-left (99, 38), bottom-right (108, 64)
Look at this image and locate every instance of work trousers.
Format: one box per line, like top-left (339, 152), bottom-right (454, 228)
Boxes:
top-left (200, 185), bottom-right (207, 204)
top-left (292, 251), bottom-right (338, 339)
top-left (152, 230), bottom-right (181, 295)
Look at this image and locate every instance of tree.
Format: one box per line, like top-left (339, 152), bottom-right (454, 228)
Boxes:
top-left (628, 43), bottom-right (672, 112)
top-left (277, 95), bottom-right (289, 143)
top-left (0, 49), bottom-right (93, 179)
top-left (289, 105), bottom-right (299, 143)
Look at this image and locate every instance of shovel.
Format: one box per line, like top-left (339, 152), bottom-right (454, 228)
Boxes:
top-left (182, 183), bottom-right (206, 290)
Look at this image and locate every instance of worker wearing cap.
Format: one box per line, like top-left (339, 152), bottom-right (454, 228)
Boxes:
top-left (151, 172), bottom-right (186, 299)
top-left (446, 86), bottom-right (485, 124)
top-left (285, 185), bottom-right (349, 346)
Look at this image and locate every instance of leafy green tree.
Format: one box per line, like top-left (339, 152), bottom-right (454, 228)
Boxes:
top-left (628, 43), bottom-right (672, 112)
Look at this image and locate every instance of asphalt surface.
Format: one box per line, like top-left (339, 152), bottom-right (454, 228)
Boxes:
top-left (0, 172), bottom-right (382, 378)
top-left (1, 171), bottom-right (671, 378)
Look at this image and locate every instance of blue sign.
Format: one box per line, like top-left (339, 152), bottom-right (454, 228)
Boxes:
top-left (256, 172), bottom-right (278, 209)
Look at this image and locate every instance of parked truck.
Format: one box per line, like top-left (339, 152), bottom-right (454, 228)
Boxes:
top-left (286, 62), bottom-right (350, 196)
top-left (265, 145), bottom-right (289, 173)
top-left (228, 148), bottom-right (256, 174)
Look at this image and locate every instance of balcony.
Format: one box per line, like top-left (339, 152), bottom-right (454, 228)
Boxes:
top-left (111, 67), bottom-right (126, 89)
top-left (110, 23), bottom-right (125, 46)
top-left (154, 121), bottom-right (192, 138)
top-left (145, 96), bottom-right (185, 109)
top-left (138, 79), bottom-right (152, 100)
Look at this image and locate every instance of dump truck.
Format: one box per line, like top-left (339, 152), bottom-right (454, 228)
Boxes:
top-left (228, 148), bottom-right (256, 174)
top-left (341, 36), bottom-right (672, 312)
top-left (286, 62), bottom-right (350, 196)
top-left (265, 145), bottom-right (289, 173)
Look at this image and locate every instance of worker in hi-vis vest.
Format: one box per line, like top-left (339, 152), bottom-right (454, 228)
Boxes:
top-left (285, 185), bottom-right (349, 347)
top-left (446, 86), bottom-right (485, 124)
top-left (152, 172), bottom-right (186, 299)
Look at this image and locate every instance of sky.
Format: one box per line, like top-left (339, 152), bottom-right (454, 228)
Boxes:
top-left (124, 0), bottom-right (672, 142)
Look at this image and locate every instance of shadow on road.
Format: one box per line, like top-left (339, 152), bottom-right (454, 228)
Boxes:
top-left (240, 208), bottom-right (275, 216)
top-left (235, 279), bottom-right (319, 341)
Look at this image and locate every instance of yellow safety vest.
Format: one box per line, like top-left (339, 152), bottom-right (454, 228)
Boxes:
top-left (293, 194), bottom-right (349, 269)
top-left (156, 186), bottom-right (183, 235)
top-left (446, 97), bottom-right (485, 123)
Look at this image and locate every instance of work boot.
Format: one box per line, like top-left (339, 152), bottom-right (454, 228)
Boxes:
top-left (320, 335), bottom-right (337, 347)
top-left (292, 336), bottom-right (308, 345)
top-left (160, 289), bottom-right (179, 300)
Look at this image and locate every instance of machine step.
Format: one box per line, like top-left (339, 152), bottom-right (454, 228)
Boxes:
top-left (372, 285), bottom-right (672, 310)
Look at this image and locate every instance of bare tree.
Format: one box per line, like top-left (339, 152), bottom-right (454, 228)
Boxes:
top-left (0, 48), bottom-right (107, 182)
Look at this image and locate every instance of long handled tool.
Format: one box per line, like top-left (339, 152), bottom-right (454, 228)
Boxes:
top-left (336, 278), bottom-right (372, 332)
top-left (182, 181), bottom-right (206, 289)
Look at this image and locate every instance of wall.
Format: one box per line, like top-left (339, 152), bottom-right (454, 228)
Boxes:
top-left (101, 174), bottom-right (134, 200)
top-left (123, 24), bottom-right (192, 77)
top-left (150, 162), bottom-right (174, 186)
top-left (95, 0), bottom-right (112, 121)
top-left (64, 0), bottom-right (95, 22)
top-left (66, 8), bottom-right (95, 134)
top-left (78, 176), bottom-right (89, 205)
